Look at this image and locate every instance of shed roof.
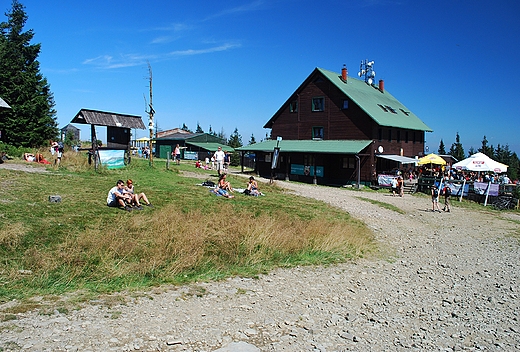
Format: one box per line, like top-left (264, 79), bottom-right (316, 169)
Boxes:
top-left (71, 108), bottom-right (145, 129)
top-left (237, 139), bottom-right (372, 154)
top-left (265, 68), bottom-right (432, 132)
top-left (187, 142), bottom-right (234, 152)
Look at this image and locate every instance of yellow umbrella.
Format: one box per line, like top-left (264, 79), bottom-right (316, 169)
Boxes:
top-left (417, 153), bottom-right (446, 165)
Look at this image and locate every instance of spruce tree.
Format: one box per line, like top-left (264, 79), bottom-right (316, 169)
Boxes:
top-left (449, 132), bottom-right (465, 161)
top-left (438, 139), bottom-right (446, 155)
top-left (248, 133), bottom-right (256, 145)
top-left (478, 135), bottom-right (494, 158)
top-left (0, 0), bottom-right (57, 147)
top-left (227, 127), bottom-right (242, 166)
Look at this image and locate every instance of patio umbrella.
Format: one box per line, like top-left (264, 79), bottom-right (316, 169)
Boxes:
top-left (417, 153), bottom-right (446, 166)
top-left (452, 152), bottom-right (508, 173)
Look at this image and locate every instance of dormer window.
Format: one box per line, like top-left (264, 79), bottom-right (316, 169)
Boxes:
top-left (312, 97), bottom-right (324, 112)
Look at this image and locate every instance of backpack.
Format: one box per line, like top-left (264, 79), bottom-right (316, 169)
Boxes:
top-left (444, 186), bottom-right (451, 196)
top-left (202, 180), bottom-right (215, 187)
top-left (58, 141), bottom-right (64, 152)
top-left (433, 188), bottom-right (439, 197)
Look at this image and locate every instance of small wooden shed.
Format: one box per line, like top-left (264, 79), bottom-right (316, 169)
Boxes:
top-left (70, 108), bottom-right (145, 168)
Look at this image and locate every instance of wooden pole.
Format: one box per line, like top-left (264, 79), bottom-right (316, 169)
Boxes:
top-left (148, 62), bottom-right (154, 167)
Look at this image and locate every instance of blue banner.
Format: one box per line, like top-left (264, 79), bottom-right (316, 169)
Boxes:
top-left (291, 164), bottom-right (324, 177)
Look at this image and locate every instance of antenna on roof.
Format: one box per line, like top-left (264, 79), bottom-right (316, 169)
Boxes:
top-left (358, 59), bottom-right (376, 85)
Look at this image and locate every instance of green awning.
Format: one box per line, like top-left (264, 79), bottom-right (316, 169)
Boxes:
top-left (187, 142), bottom-right (234, 152)
top-left (237, 140), bottom-right (372, 154)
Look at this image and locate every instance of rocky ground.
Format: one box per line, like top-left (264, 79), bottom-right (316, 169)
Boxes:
top-left (1, 171), bottom-right (519, 351)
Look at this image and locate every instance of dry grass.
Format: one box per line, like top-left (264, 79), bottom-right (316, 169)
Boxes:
top-left (0, 157), bottom-right (376, 304)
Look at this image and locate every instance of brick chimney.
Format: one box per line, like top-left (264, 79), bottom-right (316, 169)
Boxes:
top-left (341, 64), bottom-right (347, 82)
top-left (378, 79), bottom-right (384, 92)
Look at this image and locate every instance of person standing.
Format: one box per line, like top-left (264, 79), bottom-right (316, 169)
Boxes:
top-left (442, 185), bottom-right (451, 212)
top-left (431, 185), bottom-right (441, 212)
top-left (174, 144), bottom-right (181, 165)
top-left (397, 176), bottom-right (404, 197)
top-left (213, 146), bottom-right (225, 176)
top-left (391, 177), bottom-right (398, 197)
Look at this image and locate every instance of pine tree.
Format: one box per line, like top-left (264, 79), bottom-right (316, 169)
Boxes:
top-left (0, 0), bottom-right (57, 147)
top-left (438, 139), bottom-right (446, 155)
top-left (449, 132), bottom-right (465, 161)
top-left (478, 136), bottom-right (494, 158)
top-left (227, 128), bottom-right (242, 166)
top-left (181, 123), bottom-right (191, 132)
top-left (248, 133), bottom-right (256, 145)
top-left (195, 122), bottom-right (203, 133)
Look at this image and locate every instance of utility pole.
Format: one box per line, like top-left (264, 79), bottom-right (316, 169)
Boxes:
top-left (147, 62), bottom-right (155, 166)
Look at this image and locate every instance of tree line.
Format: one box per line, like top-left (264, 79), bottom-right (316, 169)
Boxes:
top-left (438, 132), bottom-right (519, 180)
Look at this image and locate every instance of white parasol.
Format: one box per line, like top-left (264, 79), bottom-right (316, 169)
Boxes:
top-left (452, 152), bottom-right (508, 173)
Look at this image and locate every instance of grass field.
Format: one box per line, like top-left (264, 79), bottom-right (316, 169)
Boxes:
top-left (0, 153), bottom-right (375, 305)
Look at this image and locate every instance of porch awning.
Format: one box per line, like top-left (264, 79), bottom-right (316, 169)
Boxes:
top-left (236, 140), bottom-right (373, 154)
top-left (377, 154), bottom-right (417, 164)
top-left (186, 142), bottom-right (234, 152)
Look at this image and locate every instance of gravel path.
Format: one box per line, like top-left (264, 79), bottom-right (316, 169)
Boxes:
top-left (1, 179), bottom-right (519, 351)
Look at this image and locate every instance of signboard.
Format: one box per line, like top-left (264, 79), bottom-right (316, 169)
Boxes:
top-left (291, 164), bottom-right (324, 177)
top-left (98, 150), bottom-right (125, 169)
top-left (184, 151), bottom-right (198, 160)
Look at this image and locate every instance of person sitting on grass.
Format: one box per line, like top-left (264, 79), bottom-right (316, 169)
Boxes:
top-left (245, 176), bottom-right (261, 196)
top-left (123, 179), bottom-right (152, 208)
top-left (212, 173), bottom-right (234, 198)
top-left (107, 180), bottom-right (133, 212)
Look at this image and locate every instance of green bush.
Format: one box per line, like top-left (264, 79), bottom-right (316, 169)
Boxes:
top-left (0, 142), bottom-right (32, 158)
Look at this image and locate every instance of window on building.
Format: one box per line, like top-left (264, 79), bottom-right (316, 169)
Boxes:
top-left (388, 129), bottom-right (392, 142)
top-left (342, 157), bottom-right (355, 169)
top-left (385, 105), bottom-right (397, 114)
top-left (342, 99), bottom-right (349, 109)
top-left (378, 128), bottom-right (382, 142)
top-left (399, 108), bottom-right (410, 116)
top-left (397, 130), bottom-right (401, 143)
top-left (405, 131), bottom-right (409, 143)
top-left (289, 100), bottom-right (298, 113)
top-left (312, 126), bottom-right (324, 140)
top-left (304, 154), bottom-right (315, 166)
top-left (312, 97), bottom-right (324, 112)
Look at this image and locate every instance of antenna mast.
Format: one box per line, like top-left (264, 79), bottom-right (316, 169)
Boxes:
top-left (147, 62), bottom-right (154, 166)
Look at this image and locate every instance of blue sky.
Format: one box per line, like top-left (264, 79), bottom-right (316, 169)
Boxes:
top-left (9, 0), bottom-right (520, 155)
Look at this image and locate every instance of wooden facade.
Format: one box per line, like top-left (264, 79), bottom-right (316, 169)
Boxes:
top-left (257, 67), bottom-right (431, 185)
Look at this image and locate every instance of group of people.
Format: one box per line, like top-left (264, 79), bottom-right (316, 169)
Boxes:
top-left (390, 176), bottom-right (404, 197)
top-left (430, 184), bottom-right (451, 213)
top-left (106, 179), bottom-right (153, 212)
top-left (211, 174), bottom-right (262, 199)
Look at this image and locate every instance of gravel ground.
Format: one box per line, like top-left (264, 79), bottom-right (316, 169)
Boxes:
top-left (1, 176), bottom-right (519, 352)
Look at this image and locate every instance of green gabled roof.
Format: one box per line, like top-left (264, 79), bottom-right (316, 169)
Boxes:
top-left (236, 139), bottom-right (372, 154)
top-left (317, 68), bottom-right (432, 132)
top-left (187, 142), bottom-right (234, 152)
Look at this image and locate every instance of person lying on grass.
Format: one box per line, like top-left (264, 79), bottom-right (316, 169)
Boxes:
top-left (107, 179), bottom-right (133, 212)
top-left (123, 179), bottom-right (153, 209)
